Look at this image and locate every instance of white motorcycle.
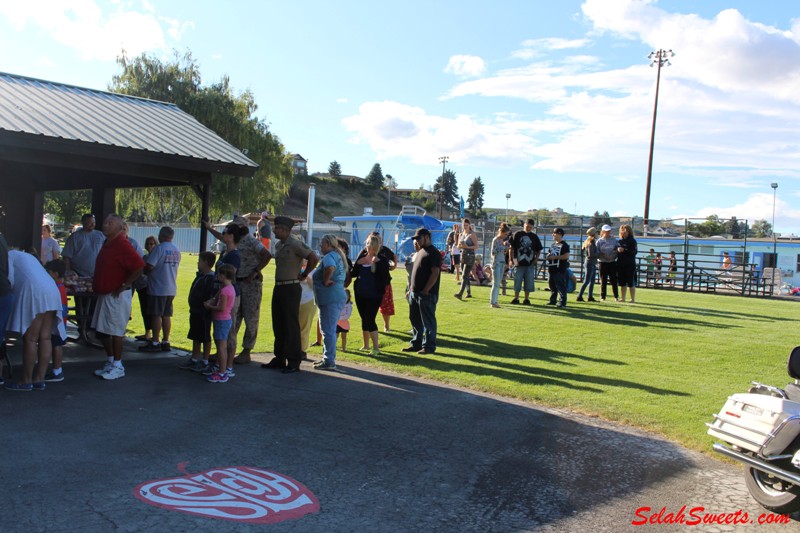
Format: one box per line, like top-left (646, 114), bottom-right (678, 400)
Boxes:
top-left (707, 347), bottom-right (800, 514)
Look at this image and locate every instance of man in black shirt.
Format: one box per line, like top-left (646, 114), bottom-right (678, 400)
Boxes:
top-left (546, 227), bottom-right (570, 308)
top-left (510, 219), bottom-right (542, 305)
top-left (402, 228), bottom-right (441, 355)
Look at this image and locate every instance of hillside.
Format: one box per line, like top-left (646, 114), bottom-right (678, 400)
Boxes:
top-left (278, 174), bottom-right (417, 222)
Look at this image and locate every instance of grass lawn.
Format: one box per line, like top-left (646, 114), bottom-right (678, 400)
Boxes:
top-left (132, 254), bottom-right (799, 455)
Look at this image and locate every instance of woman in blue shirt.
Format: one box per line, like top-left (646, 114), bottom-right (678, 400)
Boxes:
top-left (313, 234), bottom-right (348, 370)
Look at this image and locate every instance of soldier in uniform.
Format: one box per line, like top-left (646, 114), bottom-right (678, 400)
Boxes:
top-left (203, 215), bottom-right (271, 364)
top-left (261, 216), bottom-right (319, 374)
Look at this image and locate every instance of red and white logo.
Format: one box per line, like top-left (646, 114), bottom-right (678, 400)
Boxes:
top-left (134, 463), bottom-right (319, 524)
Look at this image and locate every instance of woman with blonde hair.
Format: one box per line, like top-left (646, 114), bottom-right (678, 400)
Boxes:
top-left (576, 227), bottom-right (599, 302)
top-left (312, 234), bottom-right (349, 370)
top-left (454, 219), bottom-right (478, 300)
top-left (489, 223), bottom-right (511, 308)
top-left (351, 233), bottom-right (391, 356)
top-left (616, 224), bottom-right (638, 303)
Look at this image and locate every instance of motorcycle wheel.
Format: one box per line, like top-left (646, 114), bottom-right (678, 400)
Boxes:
top-left (744, 466), bottom-right (800, 514)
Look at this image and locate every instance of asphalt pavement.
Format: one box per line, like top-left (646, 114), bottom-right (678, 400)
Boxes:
top-left (0, 339), bottom-right (797, 532)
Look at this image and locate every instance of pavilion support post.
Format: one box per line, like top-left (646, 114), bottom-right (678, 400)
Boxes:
top-left (91, 187), bottom-right (116, 222)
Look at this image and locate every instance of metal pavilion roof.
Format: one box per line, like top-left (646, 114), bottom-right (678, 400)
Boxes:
top-left (0, 72), bottom-right (257, 174)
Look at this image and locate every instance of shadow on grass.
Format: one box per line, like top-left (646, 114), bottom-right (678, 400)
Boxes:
top-left (497, 302), bottom-right (736, 330)
top-left (631, 301), bottom-right (793, 322)
top-left (379, 335), bottom-right (688, 397)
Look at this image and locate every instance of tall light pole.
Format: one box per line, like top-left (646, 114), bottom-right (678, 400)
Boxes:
top-left (438, 155), bottom-right (449, 220)
top-left (505, 193), bottom-right (511, 223)
top-left (643, 49), bottom-right (674, 237)
top-left (771, 182), bottom-right (778, 256)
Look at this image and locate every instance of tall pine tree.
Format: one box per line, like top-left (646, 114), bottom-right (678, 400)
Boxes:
top-left (433, 169), bottom-right (459, 209)
top-left (365, 163), bottom-right (385, 188)
top-left (467, 177), bottom-right (484, 214)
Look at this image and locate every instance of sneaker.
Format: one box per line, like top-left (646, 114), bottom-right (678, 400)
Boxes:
top-left (466, 294), bottom-right (473, 298)
top-left (160, 342), bottom-right (171, 352)
top-left (546, 301), bottom-right (556, 306)
top-left (588, 297), bottom-right (597, 302)
top-left (5, 382), bottom-right (32, 391)
top-left (510, 298), bottom-right (520, 304)
top-left (490, 303), bottom-right (501, 308)
top-left (32, 381), bottom-right (46, 391)
top-left (576, 296), bottom-right (585, 302)
top-left (370, 349), bottom-right (381, 356)
top-left (401, 346), bottom-right (421, 352)
top-left (191, 362), bottom-right (209, 373)
top-left (314, 360), bottom-right (336, 371)
top-left (202, 365), bottom-right (219, 376)
top-left (101, 366), bottom-right (125, 380)
top-left (94, 362), bottom-right (114, 376)
top-left (523, 299), bottom-right (531, 306)
top-left (138, 342), bottom-right (162, 352)
top-left (207, 371), bottom-right (228, 383)
top-left (226, 368), bottom-right (235, 378)
top-left (45, 370), bottom-right (65, 382)
top-left (180, 359), bottom-right (200, 371)
top-left (453, 293), bottom-right (462, 300)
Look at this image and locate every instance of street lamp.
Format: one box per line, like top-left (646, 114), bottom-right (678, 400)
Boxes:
top-left (643, 49), bottom-right (674, 237)
top-left (438, 155), bottom-right (449, 220)
top-left (505, 193), bottom-right (511, 223)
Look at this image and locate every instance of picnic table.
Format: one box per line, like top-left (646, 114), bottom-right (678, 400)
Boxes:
top-left (65, 275), bottom-right (103, 349)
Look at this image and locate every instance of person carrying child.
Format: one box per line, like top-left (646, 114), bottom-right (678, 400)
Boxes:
top-left (180, 251), bottom-right (217, 373)
top-left (203, 264), bottom-right (236, 383)
top-left (337, 289), bottom-right (353, 352)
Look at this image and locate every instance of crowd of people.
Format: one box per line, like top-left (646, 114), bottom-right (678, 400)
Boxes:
top-left (0, 211), bottom-right (645, 390)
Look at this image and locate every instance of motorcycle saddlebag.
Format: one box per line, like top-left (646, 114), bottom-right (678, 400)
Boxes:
top-left (707, 393), bottom-right (800, 456)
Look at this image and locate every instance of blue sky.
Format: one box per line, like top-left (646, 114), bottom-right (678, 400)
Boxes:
top-left (1, 0), bottom-right (799, 232)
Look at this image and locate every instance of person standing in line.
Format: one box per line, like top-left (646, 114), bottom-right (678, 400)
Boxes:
top-left (312, 234), bottom-right (348, 370)
top-left (354, 231), bottom-right (397, 332)
top-left (668, 250), bottom-right (678, 288)
top-left (261, 216), bottom-right (318, 374)
top-left (545, 228), bottom-right (570, 308)
top-left (576, 227), bottom-right (599, 302)
top-left (454, 219), bottom-right (478, 300)
top-left (204, 263), bottom-right (237, 383)
top-left (654, 252), bottom-right (663, 286)
top-left (40, 224), bottom-right (61, 264)
top-left (510, 218), bottom-right (543, 305)
top-left (203, 216), bottom-right (270, 364)
top-left (402, 228), bottom-right (441, 355)
top-left (62, 213), bottom-right (106, 277)
top-left (180, 251), bottom-right (217, 373)
top-left (298, 259), bottom-right (317, 360)
top-left (257, 211), bottom-right (272, 252)
top-left (351, 233), bottom-right (391, 356)
top-left (138, 226), bottom-right (181, 353)
top-left (91, 214), bottom-right (145, 381)
top-left (449, 223), bottom-right (462, 281)
top-left (596, 224), bottom-right (619, 302)
top-left (134, 235), bottom-right (157, 343)
top-left (214, 223), bottom-right (246, 362)
top-left (489, 223), bottom-right (511, 308)
top-left (616, 224), bottom-right (638, 303)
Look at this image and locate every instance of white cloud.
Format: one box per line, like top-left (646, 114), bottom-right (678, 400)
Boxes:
top-left (443, 54), bottom-right (487, 78)
top-left (336, 98), bottom-right (348, 104)
top-left (342, 101), bottom-right (540, 166)
top-left (674, 193), bottom-right (800, 227)
top-left (0, 0), bottom-right (189, 61)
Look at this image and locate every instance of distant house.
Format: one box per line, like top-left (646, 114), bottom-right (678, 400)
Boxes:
top-left (291, 154), bottom-right (308, 176)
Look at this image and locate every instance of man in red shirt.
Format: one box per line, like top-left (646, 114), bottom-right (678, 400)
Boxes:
top-left (91, 214), bottom-right (145, 380)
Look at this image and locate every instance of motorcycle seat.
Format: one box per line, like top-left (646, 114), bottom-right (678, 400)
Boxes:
top-left (786, 383), bottom-right (800, 403)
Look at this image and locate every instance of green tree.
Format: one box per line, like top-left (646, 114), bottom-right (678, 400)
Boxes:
top-left (724, 216), bottom-right (741, 237)
top-left (44, 190), bottom-right (91, 228)
top-left (365, 163), bottom-right (385, 188)
top-left (467, 177), bottom-right (484, 214)
top-left (751, 219), bottom-right (773, 238)
top-left (601, 211), bottom-right (612, 225)
top-left (433, 169), bottom-right (458, 209)
top-left (328, 160), bottom-right (342, 178)
top-left (590, 211), bottom-right (603, 228)
top-left (109, 50), bottom-right (293, 223)
top-left (384, 174), bottom-right (398, 189)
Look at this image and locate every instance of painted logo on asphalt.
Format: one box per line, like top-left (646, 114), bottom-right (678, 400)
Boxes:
top-left (134, 463), bottom-right (319, 524)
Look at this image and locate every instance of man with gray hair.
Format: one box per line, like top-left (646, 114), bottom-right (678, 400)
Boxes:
top-left (139, 226), bottom-right (181, 353)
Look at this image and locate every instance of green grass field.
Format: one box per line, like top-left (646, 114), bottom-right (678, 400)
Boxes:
top-left (132, 254), bottom-right (799, 454)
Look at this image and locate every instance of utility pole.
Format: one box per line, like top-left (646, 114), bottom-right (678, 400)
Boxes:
top-left (643, 49), bottom-right (674, 237)
top-left (438, 155), bottom-right (449, 220)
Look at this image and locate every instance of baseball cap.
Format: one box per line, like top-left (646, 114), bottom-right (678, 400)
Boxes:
top-left (601, 224), bottom-right (612, 232)
top-left (412, 228), bottom-right (431, 240)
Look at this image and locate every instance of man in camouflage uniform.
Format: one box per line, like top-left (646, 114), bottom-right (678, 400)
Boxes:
top-left (203, 215), bottom-right (271, 364)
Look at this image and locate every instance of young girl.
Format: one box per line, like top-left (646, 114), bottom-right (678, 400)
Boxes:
top-left (490, 224), bottom-right (511, 308)
top-left (337, 289), bottom-right (353, 352)
top-left (204, 264), bottom-right (236, 383)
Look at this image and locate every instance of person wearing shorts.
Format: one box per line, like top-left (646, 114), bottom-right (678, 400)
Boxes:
top-left (139, 226), bottom-right (181, 353)
top-left (204, 264), bottom-right (236, 383)
top-left (91, 214), bottom-right (145, 380)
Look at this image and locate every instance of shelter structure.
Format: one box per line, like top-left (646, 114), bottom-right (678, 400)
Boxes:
top-left (0, 72), bottom-right (258, 252)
